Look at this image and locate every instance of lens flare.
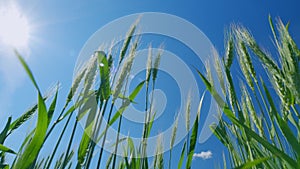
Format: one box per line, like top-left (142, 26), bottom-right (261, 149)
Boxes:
top-left (0, 4), bottom-right (30, 48)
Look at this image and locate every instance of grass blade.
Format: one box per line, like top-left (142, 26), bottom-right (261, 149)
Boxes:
top-left (198, 64), bottom-right (298, 167)
top-left (13, 93), bottom-right (48, 169)
top-left (15, 51), bottom-right (40, 92)
top-left (47, 86), bottom-right (59, 125)
top-left (186, 114), bottom-right (199, 169)
top-left (0, 117), bottom-right (11, 144)
top-left (0, 144), bottom-right (16, 154)
top-left (262, 80), bottom-right (300, 157)
top-left (234, 157), bottom-right (271, 169)
top-left (109, 80), bottom-right (145, 126)
top-left (77, 105), bottom-right (97, 168)
top-left (96, 51), bottom-right (111, 102)
top-left (105, 153), bottom-right (114, 169)
top-left (177, 141), bottom-right (186, 169)
top-left (13, 54), bottom-right (49, 169)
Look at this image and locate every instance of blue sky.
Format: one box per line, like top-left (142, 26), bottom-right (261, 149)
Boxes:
top-left (0, 0), bottom-right (300, 168)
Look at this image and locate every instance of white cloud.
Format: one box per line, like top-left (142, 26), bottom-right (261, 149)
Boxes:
top-left (193, 150), bottom-right (212, 160)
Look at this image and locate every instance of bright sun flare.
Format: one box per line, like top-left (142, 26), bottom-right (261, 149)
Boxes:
top-left (0, 4), bottom-right (30, 48)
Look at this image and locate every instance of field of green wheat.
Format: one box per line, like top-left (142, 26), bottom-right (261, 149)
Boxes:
top-left (0, 16), bottom-right (299, 169)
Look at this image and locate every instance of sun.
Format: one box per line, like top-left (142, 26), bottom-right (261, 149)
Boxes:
top-left (0, 4), bottom-right (31, 48)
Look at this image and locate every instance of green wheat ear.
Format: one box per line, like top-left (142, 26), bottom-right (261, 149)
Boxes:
top-left (119, 18), bottom-right (139, 64)
top-left (146, 44), bottom-right (153, 86)
top-left (171, 113), bottom-right (179, 149)
top-left (213, 50), bottom-right (226, 95)
top-left (275, 19), bottom-right (300, 104)
top-left (113, 37), bottom-right (139, 102)
top-left (201, 17), bottom-right (300, 168)
top-left (224, 33), bottom-right (234, 69)
top-left (154, 133), bottom-right (164, 169)
top-left (185, 92), bottom-right (192, 132)
top-left (152, 46), bottom-right (163, 82)
top-left (3, 16), bottom-right (299, 169)
top-left (236, 41), bottom-right (254, 90)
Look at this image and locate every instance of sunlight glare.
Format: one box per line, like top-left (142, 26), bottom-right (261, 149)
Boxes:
top-left (0, 4), bottom-right (30, 48)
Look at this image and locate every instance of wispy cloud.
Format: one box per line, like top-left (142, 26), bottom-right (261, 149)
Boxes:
top-left (193, 150), bottom-right (212, 160)
top-left (0, 1), bottom-right (31, 115)
top-left (0, 50), bottom-right (28, 120)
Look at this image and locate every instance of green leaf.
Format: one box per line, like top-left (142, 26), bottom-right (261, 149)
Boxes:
top-left (230, 110), bottom-right (297, 167)
top-left (58, 91), bottom-right (90, 123)
top-left (109, 81), bottom-right (145, 126)
top-left (251, 144), bottom-right (277, 168)
top-left (196, 69), bottom-right (227, 111)
top-left (77, 106), bottom-right (97, 167)
top-left (0, 144), bottom-right (16, 154)
top-left (0, 117), bottom-right (11, 144)
top-left (186, 114), bottom-right (199, 169)
top-left (124, 148), bottom-right (131, 169)
top-left (234, 157), bottom-right (271, 169)
top-left (77, 131), bottom-right (91, 167)
top-left (77, 94), bottom-right (96, 121)
top-left (146, 111), bottom-right (156, 138)
top-left (198, 64), bottom-right (297, 167)
top-left (16, 129), bottom-right (35, 158)
top-left (127, 137), bottom-right (136, 168)
top-left (221, 103), bottom-right (297, 167)
top-left (108, 102), bottom-right (130, 127)
top-left (129, 81), bottom-right (145, 101)
top-left (0, 164), bottom-right (9, 169)
top-left (15, 51), bottom-right (40, 92)
top-left (58, 104), bottom-right (77, 122)
top-left (177, 141), bottom-right (186, 169)
top-left (96, 51), bottom-right (111, 101)
top-left (13, 54), bottom-right (49, 169)
top-left (14, 93), bottom-right (48, 169)
top-left (47, 86), bottom-right (59, 125)
top-left (105, 153), bottom-right (114, 169)
top-left (262, 81), bottom-right (300, 157)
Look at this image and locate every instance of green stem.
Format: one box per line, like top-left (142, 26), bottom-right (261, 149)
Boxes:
top-left (141, 81), bottom-right (156, 169)
top-left (256, 81), bottom-right (284, 151)
top-left (45, 110), bottom-right (74, 169)
top-left (140, 83), bottom-right (150, 168)
top-left (45, 104), bottom-right (68, 141)
top-left (97, 103), bottom-right (115, 168)
top-left (168, 150), bottom-right (172, 169)
top-left (112, 115), bottom-right (123, 169)
top-left (84, 101), bottom-right (104, 169)
top-left (112, 76), bottom-right (130, 169)
top-left (62, 118), bottom-right (78, 168)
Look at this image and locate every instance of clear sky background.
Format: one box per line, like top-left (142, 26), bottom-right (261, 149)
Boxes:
top-left (0, 0), bottom-right (300, 168)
